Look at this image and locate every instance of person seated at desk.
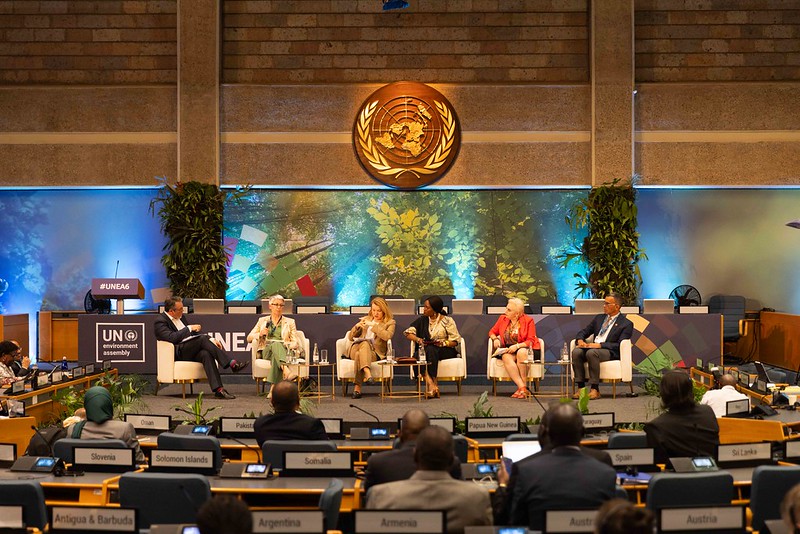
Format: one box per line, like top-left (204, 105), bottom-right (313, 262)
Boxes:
top-left (197, 495), bottom-right (252, 534)
top-left (155, 296), bottom-right (248, 400)
top-left (64, 386), bottom-right (145, 464)
top-left (364, 408), bottom-right (461, 494)
top-left (367, 425), bottom-right (493, 534)
top-left (644, 370), bottom-right (719, 465)
top-left (345, 297), bottom-right (396, 399)
top-left (488, 297), bottom-right (540, 399)
top-left (700, 373), bottom-right (749, 417)
top-left (781, 483), bottom-right (800, 534)
top-left (571, 292), bottom-right (633, 400)
top-left (253, 381), bottom-right (329, 446)
top-left (493, 401), bottom-right (613, 524)
top-left (247, 294), bottom-right (299, 399)
top-left (594, 499), bottom-right (654, 534)
top-left (0, 340), bottom-right (22, 386)
top-left (8, 340), bottom-right (32, 378)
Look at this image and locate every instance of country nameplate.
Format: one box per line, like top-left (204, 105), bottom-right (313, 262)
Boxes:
top-left (465, 417), bottom-right (519, 436)
top-left (73, 447), bottom-right (135, 469)
top-left (124, 414), bottom-right (171, 432)
top-left (717, 442), bottom-right (771, 463)
top-left (283, 451), bottom-right (351, 471)
top-left (0, 505), bottom-right (23, 529)
top-left (252, 510), bottom-right (324, 533)
top-left (582, 413), bottom-right (614, 430)
top-left (220, 417), bottom-right (255, 434)
top-left (354, 510), bottom-right (445, 534)
top-left (150, 449), bottom-right (214, 469)
top-left (659, 506), bottom-right (744, 532)
top-left (545, 509), bottom-right (597, 533)
top-left (609, 448), bottom-right (654, 467)
top-left (50, 506), bottom-right (137, 532)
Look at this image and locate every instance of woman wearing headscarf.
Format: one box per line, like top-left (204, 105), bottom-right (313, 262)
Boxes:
top-left (65, 386), bottom-right (145, 463)
top-left (403, 295), bottom-right (461, 398)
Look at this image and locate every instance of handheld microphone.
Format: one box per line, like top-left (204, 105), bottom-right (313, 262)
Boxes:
top-left (349, 404), bottom-right (381, 423)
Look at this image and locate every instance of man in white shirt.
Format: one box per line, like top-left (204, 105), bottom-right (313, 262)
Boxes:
top-left (700, 373), bottom-right (749, 417)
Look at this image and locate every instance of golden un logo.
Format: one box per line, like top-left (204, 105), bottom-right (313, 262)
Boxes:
top-left (353, 81), bottom-right (461, 189)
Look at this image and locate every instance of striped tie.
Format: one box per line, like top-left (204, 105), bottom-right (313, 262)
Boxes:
top-left (598, 315), bottom-right (611, 337)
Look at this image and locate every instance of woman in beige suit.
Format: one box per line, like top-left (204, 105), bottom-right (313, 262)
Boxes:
top-left (247, 294), bottom-right (299, 393)
top-left (346, 297), bottom-right (396, 399)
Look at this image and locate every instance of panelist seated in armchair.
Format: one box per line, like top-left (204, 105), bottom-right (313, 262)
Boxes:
top-left (247, 294), bottom-right (301, 398)
top-left (571, 292), bottom-right (633, 400)
top-left (488, 297), bottom-right (541, 399)
top-left (64, 386), bottom-right (145, 464)
top-left (155, 296), bottom-right (249, 400)
top-left (345, 297), bottom-right (396, 399)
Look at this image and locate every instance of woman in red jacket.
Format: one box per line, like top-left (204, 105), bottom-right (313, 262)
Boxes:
top-left (488, 297), bottom-right (541, 398)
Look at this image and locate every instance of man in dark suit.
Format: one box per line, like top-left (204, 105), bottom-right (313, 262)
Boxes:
top-left (571, 292), bottom-right (634, 399)
top-left (509, 404), bottom-right (617, 531)
top-left (154, 296), bottom-right (248, 399)
top-left (364, 408), bottom-right (461, 494)
top-left (8, 340), bottom-right (32, 378)
top-left (492, 402), bottom-right (613, 524)
top-left (254, 381), bottom-right (329, 446)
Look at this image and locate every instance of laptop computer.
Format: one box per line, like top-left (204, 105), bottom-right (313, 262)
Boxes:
top-left (643, 299), bottom-right (675, 314)
top-left (386, 299), bottom-right (416, 315)
top-left (192, 298), bottom-right (225, 314)
top-left (573, 299), bottom-right (605, 315)
top-left (451, 299), bottom-right (484, 315)
top-left (754, 361), bottom-right (776, 389)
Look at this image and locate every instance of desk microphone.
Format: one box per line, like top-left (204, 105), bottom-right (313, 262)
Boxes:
top-left (226, 435), bottom-right (263, 464)
top-left (349, 404), bottom-right (381, 423)
top-left (29, 425), bottom-right (66, 476)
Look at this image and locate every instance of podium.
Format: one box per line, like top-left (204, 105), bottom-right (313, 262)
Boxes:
top-left (91, 278), bottom-right (145, 315)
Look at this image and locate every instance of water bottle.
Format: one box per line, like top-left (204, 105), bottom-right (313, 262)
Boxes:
top-left (561, 342), bottom-right (569, 362)
top-left (526, 343), bottom-right (534, 363)
top-left (61, 356), bottom-right (68, 371)
top-left (312, 343), bottom-right (320, 364)
top-left (418, 344), bottom-right (426, 363)
top-left (386, 340), bottom-right (394, 363)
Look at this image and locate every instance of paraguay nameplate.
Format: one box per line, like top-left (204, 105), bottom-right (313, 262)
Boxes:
top-left (353, 81), bottom-right (461, 190)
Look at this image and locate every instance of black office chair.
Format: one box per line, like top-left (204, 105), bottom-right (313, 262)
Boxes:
top-left (0, 480), bottom-right (48, 530)
top-left (53, 438), bottom-right (129, 464)
top-left (606, 432), bottom-right (648, 449)
top-left (157, 432), bottom-right (223, 472)
top-left (646, 472), bottom-right (734, 511)
top-left (261, 439), bottom-right (338, 470)
top-left (119, 472), bottom-right (211, 528)
top-left (453, 435), bottom-right (469, 463)
top-left (319, 478), bottom-right (344, 531)
top-left (419, 294), bottom-right (455, 310)
top-left (708, 295), bottom-right (746, 343)
top-left (750, 465), bottom-right (800, 532)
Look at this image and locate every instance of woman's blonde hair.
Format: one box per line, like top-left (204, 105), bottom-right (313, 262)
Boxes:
top-left (369, 297), bottom-right (393, 322)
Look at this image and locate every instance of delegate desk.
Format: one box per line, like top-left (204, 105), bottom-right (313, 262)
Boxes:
top-left (79, 313), bottom-right (723, 375)
top-left (0, 469), bottom-right (123, 507)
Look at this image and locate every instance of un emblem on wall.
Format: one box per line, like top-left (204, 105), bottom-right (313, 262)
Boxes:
top-left (354, 81), bottom-right (461, 189)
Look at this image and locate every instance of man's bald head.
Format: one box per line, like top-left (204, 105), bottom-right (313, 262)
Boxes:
top-left (400, 409), bottom-right (429, 443)
top-left (542, 404), bottom-right (584, 447)
top-left (271, 381), bottom-right (300, 413)
top-left (719, 374), bottom-right (737, 388)
top-left (414, 425), bottom-right (454, 471)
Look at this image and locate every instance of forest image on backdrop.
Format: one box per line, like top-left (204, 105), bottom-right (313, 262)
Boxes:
top-left (224, 190), bottom-right (586, 308)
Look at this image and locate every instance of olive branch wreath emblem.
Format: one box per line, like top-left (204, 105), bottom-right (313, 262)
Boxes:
top-left (356, 99), bottom-right (456, 178)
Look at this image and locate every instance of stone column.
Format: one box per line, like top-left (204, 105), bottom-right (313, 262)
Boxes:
top-left (591, 0), bottom-right (634, 186)
top-left (177, 0), bottom-right (219, 184)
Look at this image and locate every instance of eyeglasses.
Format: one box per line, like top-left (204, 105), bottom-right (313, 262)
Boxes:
top-left (271, 303), bottom-right (284, 307)
top-left (603, 301), bottom-right (617, 307)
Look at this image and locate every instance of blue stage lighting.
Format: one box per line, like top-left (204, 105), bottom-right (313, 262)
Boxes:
top-left (383, 0), bottom-right (409, 10)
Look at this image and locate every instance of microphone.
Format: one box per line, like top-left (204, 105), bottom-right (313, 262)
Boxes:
top-left (114, 260), bottom-right (120, 279)
top-left (30, 425), bottom-right (56, 458)
top-left (226, 435), bottom-right (263, 464)
top-left (349, 404), bottom-right (381, 423)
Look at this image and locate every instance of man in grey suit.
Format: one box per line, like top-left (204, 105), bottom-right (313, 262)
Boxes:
top-left (367, 425), bottom-right (492, 534)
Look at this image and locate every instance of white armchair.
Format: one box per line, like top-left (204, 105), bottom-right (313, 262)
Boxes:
top-left (409, 338), bottom-right (468, 395)
top-left (486, 338), bottom-right (545, 396)
top-left (569, 336), bottom-right (633, 398)
top-left (155, 340), bottom-right (208, 398)
top-left (335, 336), bottom-right (393, 397)
top-left (251, 330), bottom-right (310, 394)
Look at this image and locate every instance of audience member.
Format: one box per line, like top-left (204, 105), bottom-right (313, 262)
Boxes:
top-left (509, 404), bottom-right (616, 530)
top-left (367, 425), bottom-right (493, 534)
top-left (196, 495), bottom-right (253, 534)
top-left (8, 340), bottom-right (32, 377)
top-left (645, 370), bottom-right (720, 464)
top-left (364, 408), bottom-right (461, 493)
top-left (65, 386), bottom-right (145, 463)
top-left (781, 483), bottom-right (800, 534)
top-left (571, 292), bottom-right (633, 399)
top-left (493, 401), bottom-right (613, 524)
top-left (700, 373), bottom-right (749, 417)
top-left (488, 297), bottom-right (540, 399)
top-left (594, 498), bottom-right (654, 534)
top-left (253, 381), bottom-right (328, 446)
top-left (154, 296), bottom-right (248, 400)
top-left (0, 341), bottom-right (20, 386)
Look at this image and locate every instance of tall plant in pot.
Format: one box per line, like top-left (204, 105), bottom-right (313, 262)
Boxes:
top-left (559, 176), bottom-right (646, 304)
top-left (150, 177), bottom-right (249, 298)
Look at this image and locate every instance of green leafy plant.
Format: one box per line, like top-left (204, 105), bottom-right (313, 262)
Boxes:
top-left (150, 177), bottom-right (250, 298)
top-left (49, 372), bottom-right (148, 423)
top-left (576, 386), bottom-right (590, 414)
top-left (173, 392), bottom-right (220, 426)
top-left (559, 176), bottom-right (647, 304)
top-left (438, 391), bottom-right (495, 434)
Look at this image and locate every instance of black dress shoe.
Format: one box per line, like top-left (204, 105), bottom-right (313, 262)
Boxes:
top-left (214, 388), bottom-right (235, 399)
top-left (352, 390), bottom-right (362, 399)
top-left (230, 360), bottom-right (250, 373)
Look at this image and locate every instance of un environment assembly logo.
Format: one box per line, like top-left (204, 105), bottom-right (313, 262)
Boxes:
top-left (353, 81), bottom-right (461, 190)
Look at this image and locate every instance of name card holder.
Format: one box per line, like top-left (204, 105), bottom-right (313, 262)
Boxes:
top-left (355, 510), bottom-right (445, 534)
top-left (34, 372), bottom-right (50, 389)
top-left (486, 306), bottom-right (506, 315)
top-left (0, 443), bottom-right (17, 468)
top-left (785, 440), bottom-right (800, 460)
top-left (281, 451), bottom-right (353, 477)
top-left (219, 417), bottom-right (257, 438)
top-left (73, 447), bottom-right (135, 473)
top-left (541, 306), bottom-right (573, 315)
top-left (465, 416), bottom-right (520, 438)
top-left (0, 505), bottom-right (24, 530)
top-left (295, 306), bottom-right (327, 314)
top-left (10, 379), bottom-right (24, 394)
top-left (150, 449), bottom-right (217, 475)
top-left (102, 359), bottom-right (112, 371)
top-left (716, 442), bottom-right (772, 467)
top-left (124, 414), bottom-right (172, 434)
top-left (251, 510), bottom-right (324, 533)
top-left (608, 448), bottom-right (656, 470)
top-left (658, 505), bottom-right (745, 533)
top-left (582, 412), bottom-right (616, 432)
top-left (85, 363), bottom-right (96, 375)
top-left (320, 418), bottom-right (343, 439)
top-left (49, 506), bottom-right (138, 533)
top-left (349, 306), bottom-right (371, 315)
top-left (52, 369), bottom-right (64, 383)
top-left (544, 509), bottom-right (598, 533)
top-left (72, 365), bottom-right (85, 379)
